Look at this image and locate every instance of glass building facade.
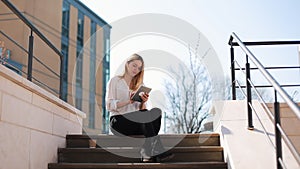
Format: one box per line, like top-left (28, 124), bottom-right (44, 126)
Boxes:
top-left (61, 0), bottom-right (111, 133)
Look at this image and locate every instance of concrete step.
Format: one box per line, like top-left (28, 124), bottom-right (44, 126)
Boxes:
top-left (58, 146), bottom-right (224, 163)
top-left (66, 133), bottom-right (220, 148)
top-left (48, 162), bottom-right (227, 169)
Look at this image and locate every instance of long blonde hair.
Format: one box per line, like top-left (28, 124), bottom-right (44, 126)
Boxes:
top-left (120, 53), bottom-right (144, 91)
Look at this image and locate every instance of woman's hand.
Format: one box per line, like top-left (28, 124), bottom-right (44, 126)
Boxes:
top-left (140, 92), bottom-right (149, 103)
top-left (129, 92), bottom-right (135, 104)
top-left (139, 92), bottom-right (149, 110)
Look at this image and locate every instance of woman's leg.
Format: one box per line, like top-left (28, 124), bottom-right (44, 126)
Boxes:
top-left (110, 108), bottom-right (162, 136)
top-left (110, 109), bottom-right (173, 162)
top-left (110, 115), bottom-right (144, 136)
top-left (126, 108), bottom-right (173, 162)
top-left (122, 108), bottom-right (162, 137)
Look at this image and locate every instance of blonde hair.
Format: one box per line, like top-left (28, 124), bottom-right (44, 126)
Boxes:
top-left (121, 53), bottom-right (144, 91)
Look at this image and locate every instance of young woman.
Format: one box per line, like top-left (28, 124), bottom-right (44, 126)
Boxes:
top-left (106, 53), bottom-right (173, 162)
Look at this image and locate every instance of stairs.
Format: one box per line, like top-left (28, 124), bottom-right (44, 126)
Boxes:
top-left (48, 133), bottom-right (227, 169)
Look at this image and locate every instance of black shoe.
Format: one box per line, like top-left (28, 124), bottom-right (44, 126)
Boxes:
top-left (154, 152), bottom-right (174, 162)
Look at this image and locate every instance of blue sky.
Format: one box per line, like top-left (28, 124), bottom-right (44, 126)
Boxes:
top-left (81, 0), bottom-right (300, 100)
top-left (80, 0), bottom-right (300, 67)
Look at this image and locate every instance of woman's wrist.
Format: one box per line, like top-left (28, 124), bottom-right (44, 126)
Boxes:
top-left (139, 101), bottom-right (145, 109)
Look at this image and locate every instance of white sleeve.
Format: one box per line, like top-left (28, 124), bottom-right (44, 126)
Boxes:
top-left (106, 78), bottom-right (119, 112)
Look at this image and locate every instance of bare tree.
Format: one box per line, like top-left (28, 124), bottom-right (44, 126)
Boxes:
top-left (163, 39), bottom-right (212, 134)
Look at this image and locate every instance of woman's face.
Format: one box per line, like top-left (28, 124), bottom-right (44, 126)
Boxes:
top-left (126, 59), bottom-right (143, 77)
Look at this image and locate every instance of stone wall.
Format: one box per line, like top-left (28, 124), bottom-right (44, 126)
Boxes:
top-left (266, 102), bottom-right (300, 153)
top-left (0, 65), bottom-right (85, 169)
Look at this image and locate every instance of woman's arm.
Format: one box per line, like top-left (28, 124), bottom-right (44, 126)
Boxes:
top-left (117, 99), bottom-right (132, 109)
top-left (113, 90), bottom-right (134, 109)
top-left (139, 102), bottom-right (146, 110)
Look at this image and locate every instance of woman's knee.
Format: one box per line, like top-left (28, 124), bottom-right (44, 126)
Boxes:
top-left (150, 107), bottom-right (162, 119)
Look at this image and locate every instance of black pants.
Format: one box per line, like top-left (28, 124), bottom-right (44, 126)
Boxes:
top-left (110, 108), bottom-right (166, 157)
top-left (110, 108), bottom-right (162, 137)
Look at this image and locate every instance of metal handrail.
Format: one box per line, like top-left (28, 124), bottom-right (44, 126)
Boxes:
top-left (0, 30), bottom-right (60, 78)
top-left (1, 0), bottom-right (63, 60)
top-left (0, 30), bottom-right (27, 53)
top-left (230, 32), bottom-right (300, 119)
top-left (229, 32), bottom-right (300, 169)
top-left (23, 12), bottom-right (106, 63)
top-left (229, 40), bottom-right (300, 46)
top-left (1, 0), bottom-right (64, 99)
top-left (0, 30), bottom-right (104, 100)
top-left (235, 66), bottom-right (300, 70)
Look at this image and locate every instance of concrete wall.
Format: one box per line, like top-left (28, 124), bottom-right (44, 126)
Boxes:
top-left (266, 103), bottom-right (300, 154)
top-left (214, 100), bottom-right (299, 169)
top-left (0, 65), bottom-right (85, 169)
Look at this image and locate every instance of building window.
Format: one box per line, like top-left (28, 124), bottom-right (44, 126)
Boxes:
top-left (61, 0), bottom-right (70, 101)
top-left (75, 11), bottom-right (84, 110)
top-left (62, 1), bottom-right (70, 38)
top-left (88, 21), bottom-right (97, 129)
top-left (61, 43), bottom-right (69, 100)
top-left (102, 37), bottom-right (110, 133)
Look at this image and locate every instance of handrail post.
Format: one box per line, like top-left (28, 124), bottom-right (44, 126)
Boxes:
top-left (245, 55), bottom-right (254, 129)
top-left (274, 91), bottom-right (283, 169)
top-left (230, 45), bottom-right (236, 100)
top-left (27, 30), bottom-right (34, 81)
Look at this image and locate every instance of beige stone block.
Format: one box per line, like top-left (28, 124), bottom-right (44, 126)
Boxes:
top-left (0, 65), bottom-right (23, 84)
top-left (2, 93), bottom-right (32, 127)
top-left (0, 76), bottom-right (10, 89)
top-left (52, 115), bottom-right (67, 137)
top-left (29, 130), bottom-right (65, 169)
top-left (39, 94), bottom-right (85, 120)
top-left (289, 136), bottom-right (300, 153)
top-left (281, 117), bottom-right (300, 136)
top-left (280, 107), bottom-right (298, 118)
top-left (53, 114), bottom-right (82, 137)
top-left (69, 112), bottom-right (83, 126)
top-left (266, 103), bottom-right (300, 118)
top-left (94, 107), bottom-right (102, 130)
top-left (68, 120), bottom-right (83, 135)
top-left (0, 76), bottom-right (32, 103)
top-left (32, 93), bottom-right (55, 113)
top-left (53, 115), bottom-right (69, 137)
top-left (282, 138), bottom-right (300, 169)
top-left (0, 122), bottom-right (30, 169)
top-left (29, 106), bottom-right (53, 134)
top-left (0, 91), bottom-right (2, 120)
top-left (22, 77), bottom-right (63, 106)
top-left (51, 103), bottom-right (70, 119)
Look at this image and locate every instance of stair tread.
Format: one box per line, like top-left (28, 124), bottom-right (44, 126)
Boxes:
top-left (49, 162), bottom-right (227, 168)
top-left (59, 146), bottom-right (223, 153)
top-left (50, 134), bottom-right (226, 168)
top-left (66, 134), bottom-right (220, 148)
top-left (67, 133), bottom-right (219, 139)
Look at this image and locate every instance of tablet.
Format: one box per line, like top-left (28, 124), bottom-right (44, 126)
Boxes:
top-left (131, 85), bottom-right (152, 102)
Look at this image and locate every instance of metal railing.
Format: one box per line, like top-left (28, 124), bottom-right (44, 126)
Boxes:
top-left (1, 0), bottom-right (64, 99)
top-left (229, 32), bottom-right (300, 169)
top-left (0, 30), bottom-right (60, 95)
